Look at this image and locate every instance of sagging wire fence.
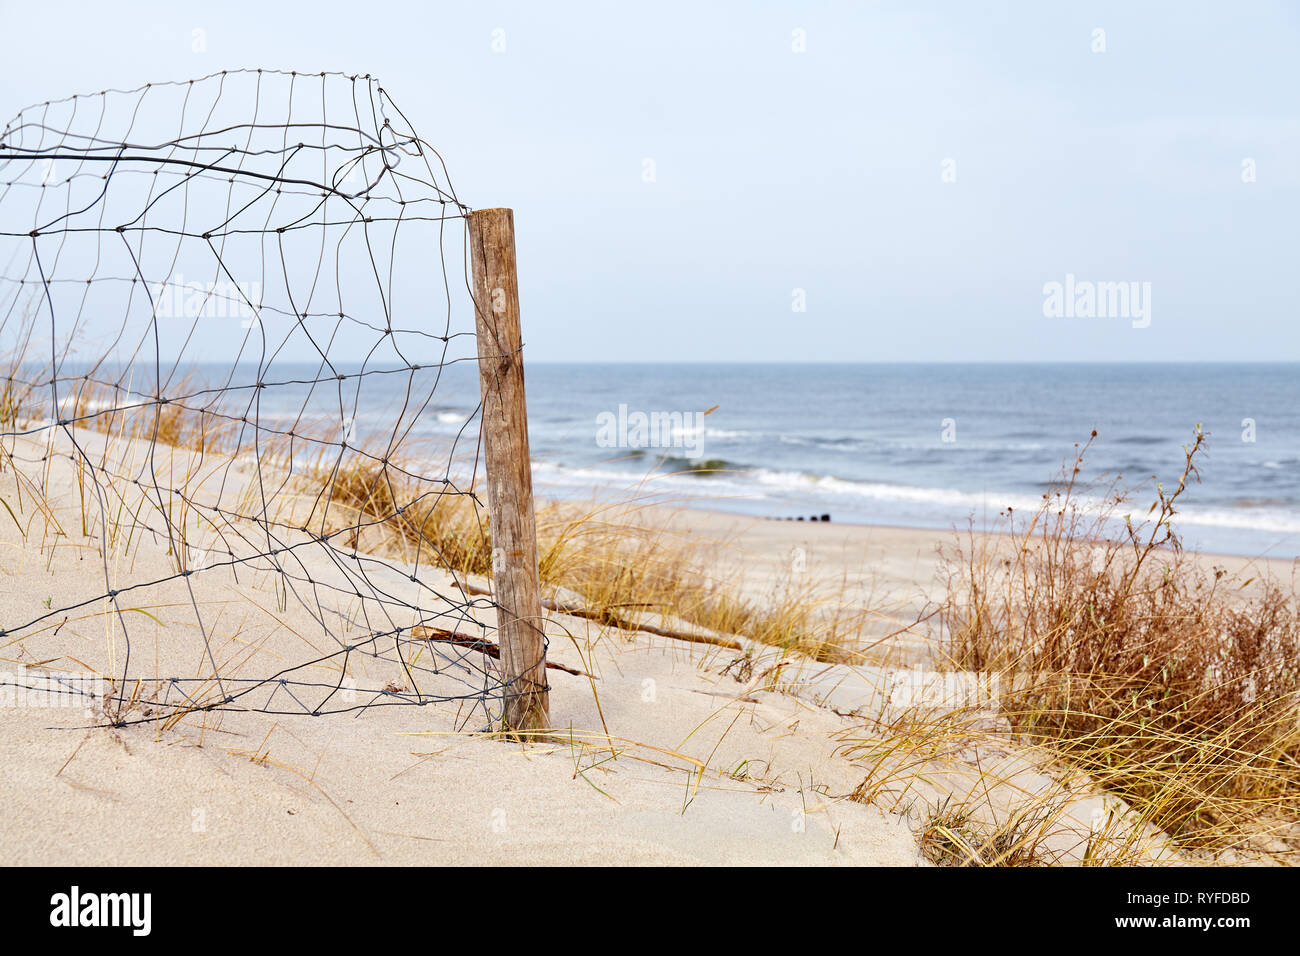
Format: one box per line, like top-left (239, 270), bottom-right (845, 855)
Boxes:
top-left (0, 69), bottom-right (548, 731)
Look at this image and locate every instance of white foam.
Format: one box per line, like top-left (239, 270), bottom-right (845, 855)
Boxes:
top-left (530, 460), bottom-right (1300, 537)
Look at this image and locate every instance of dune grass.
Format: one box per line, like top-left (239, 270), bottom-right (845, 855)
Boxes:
top-left (932, 428), bottom-right (1300, 852)
top-left (302, 458), bottom-right (877, 663)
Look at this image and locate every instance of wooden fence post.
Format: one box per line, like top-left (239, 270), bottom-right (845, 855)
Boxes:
top-left (468, 207), bottom-right (550, 732)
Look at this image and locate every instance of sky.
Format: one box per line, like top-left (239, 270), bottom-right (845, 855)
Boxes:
top-left (1, 0), bottom-right (1298, 362)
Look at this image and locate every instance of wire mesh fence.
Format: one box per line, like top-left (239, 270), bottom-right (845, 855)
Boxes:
top-left (0, 70), bottom-right (532, 730)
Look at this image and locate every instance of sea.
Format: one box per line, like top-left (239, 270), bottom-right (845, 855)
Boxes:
top-left (514, 363), bottom-right (1300, 559)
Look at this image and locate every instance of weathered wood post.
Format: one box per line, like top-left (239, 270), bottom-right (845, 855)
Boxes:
top-left (468, 207), bottom-right (550, 732)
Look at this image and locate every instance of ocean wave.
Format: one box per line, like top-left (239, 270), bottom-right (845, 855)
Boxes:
top-left (749, 468), bottom-right (1054, 510)
top-left (651, 424), bottom-right (749, 441)
top-left (769, 433), bottom-right (1049, 454)
top-left (529, 460), bottom-right (1300, 536)
top-left (1174, 505), bottom-right (1300, 534)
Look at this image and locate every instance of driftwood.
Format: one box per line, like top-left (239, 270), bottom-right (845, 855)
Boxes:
top-left (409, 625), bottom-right (590, 678)
top-left (410, 629), bottom-right (590, 681)
top-left (547, 600), bottom-right (744, 650)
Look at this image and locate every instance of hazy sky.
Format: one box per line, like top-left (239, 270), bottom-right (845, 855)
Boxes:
top-left (2, 1), bottom-right (1298, 362)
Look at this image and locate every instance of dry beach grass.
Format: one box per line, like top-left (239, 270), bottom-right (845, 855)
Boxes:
top-left (935, 430), bottom-right (1300, 854)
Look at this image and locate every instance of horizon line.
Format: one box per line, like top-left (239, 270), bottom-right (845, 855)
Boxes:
top-left (521, 358), bottom-right (1300, 365)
